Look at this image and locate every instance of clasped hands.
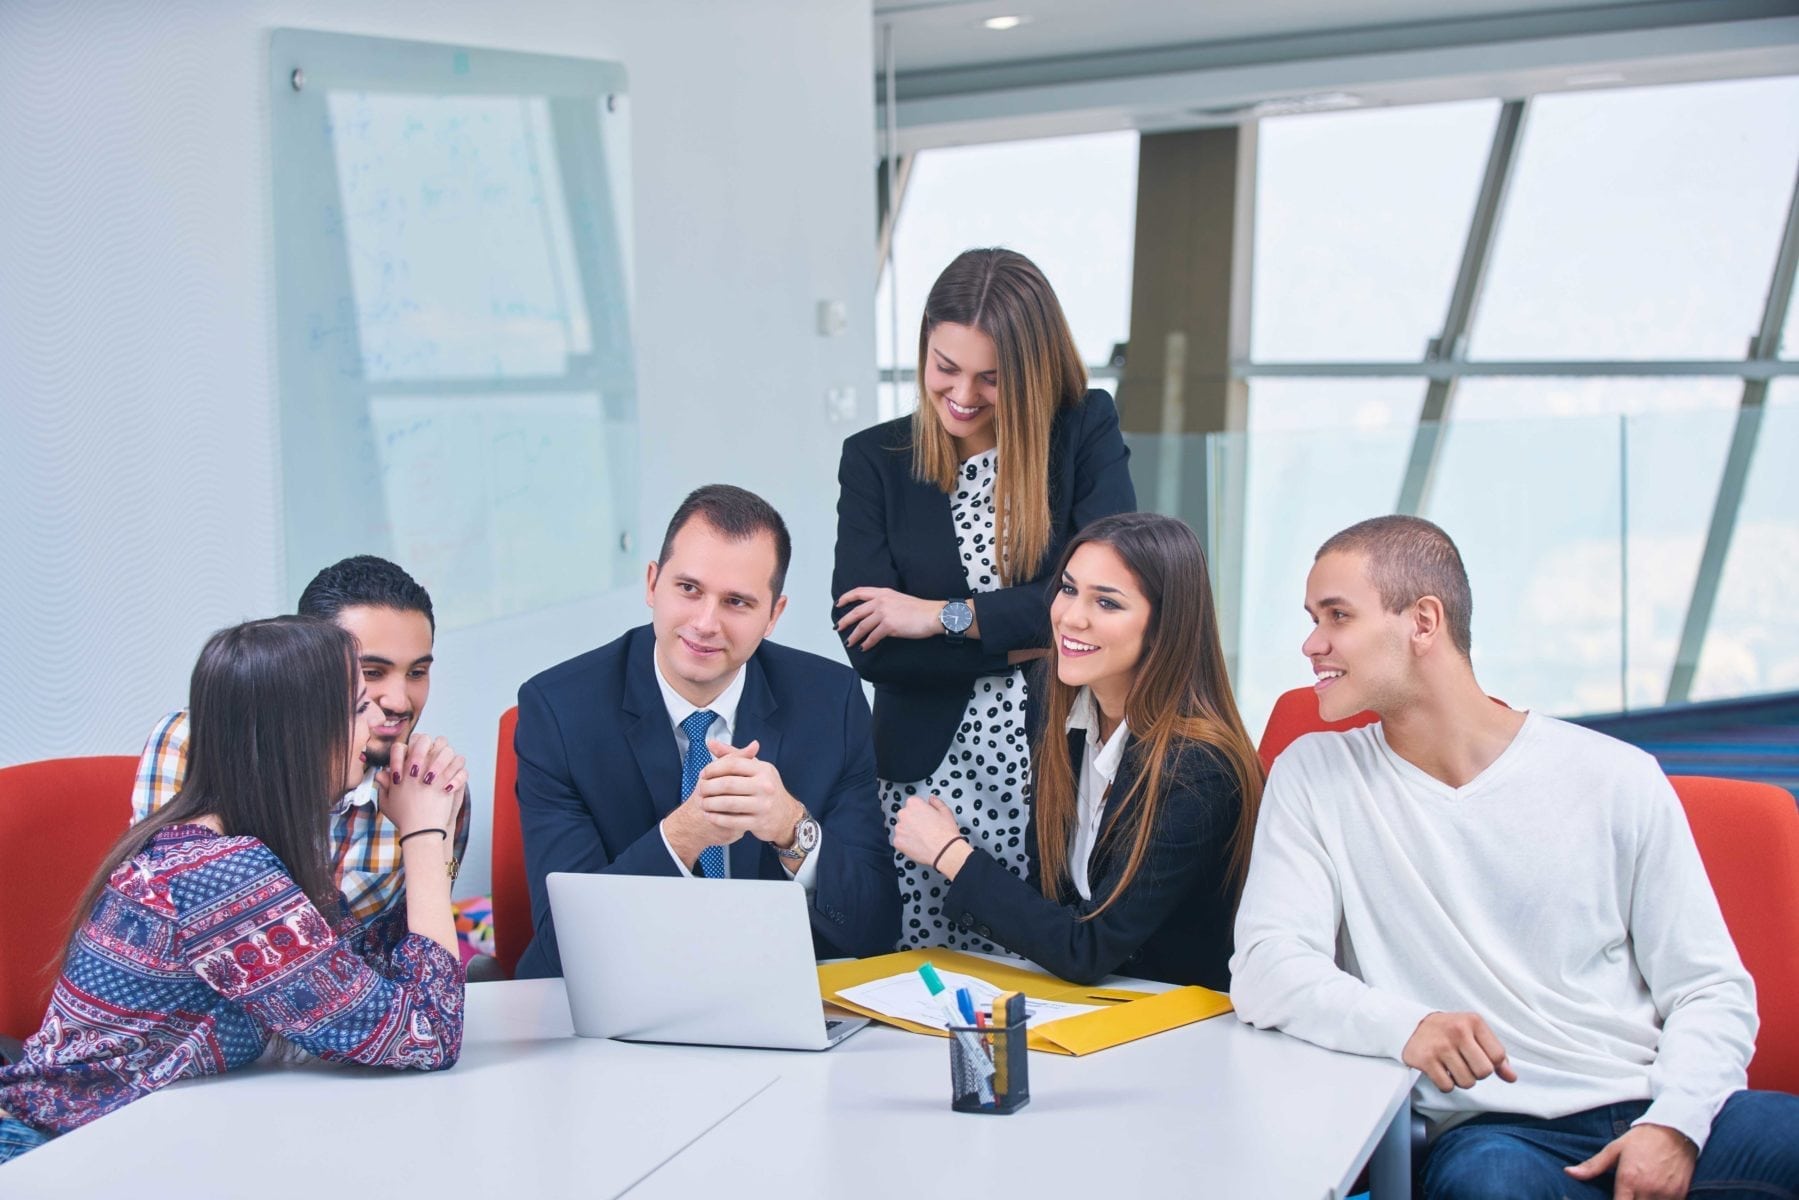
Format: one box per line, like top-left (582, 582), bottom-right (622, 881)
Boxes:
top-left (1403, 1011), bottom-right (1697, 1199)
top-left (378, 734), bottom-right (467, 847)
top-left (662, 740), bottom-right (804, 869)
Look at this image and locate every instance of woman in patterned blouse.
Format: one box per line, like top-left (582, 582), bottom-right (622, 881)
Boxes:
top-left (0, 617), bottom-right (467, 1164)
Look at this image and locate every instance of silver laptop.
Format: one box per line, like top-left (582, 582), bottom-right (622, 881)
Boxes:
top-left (546, 872), bottom-right (869, 1051)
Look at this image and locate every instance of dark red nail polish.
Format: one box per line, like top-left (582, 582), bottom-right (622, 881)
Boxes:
top-left (443, 783), bottom-right (455, 792)
top-left (409, 764), bottom-right (419, 778)
top-left (423, 771), bottom-right (435, 784)
top-left (359, 750), bottom-right (367, 763)
top-left (391, 769), bottom-right (402, 784)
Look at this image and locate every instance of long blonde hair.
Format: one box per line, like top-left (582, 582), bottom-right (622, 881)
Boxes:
top-left (1033, 514), bottom-right (1266, 918)
top-left (910, 248), bottom-right (1086, 584)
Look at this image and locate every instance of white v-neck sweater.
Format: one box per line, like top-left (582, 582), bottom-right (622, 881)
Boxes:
top-left (1230, 711), bottom-right (1757, 1148)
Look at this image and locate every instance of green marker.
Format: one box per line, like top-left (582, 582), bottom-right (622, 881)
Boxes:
top-left (918, 962), bottom-right (994, 1104)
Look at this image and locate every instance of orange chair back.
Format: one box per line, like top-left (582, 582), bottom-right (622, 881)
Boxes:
top-left (1669, 775), bottom-right (1799, 1095)
top-left (0, 756), bottom-right (136, 1040)
top-left (491, 706), bottom-right (528, 979)
top-left (1257, 686), bottom-right (1379, 769)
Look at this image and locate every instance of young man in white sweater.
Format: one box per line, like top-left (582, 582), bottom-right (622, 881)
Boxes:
top-left (1230, 516), bottom-right (1798, 1200)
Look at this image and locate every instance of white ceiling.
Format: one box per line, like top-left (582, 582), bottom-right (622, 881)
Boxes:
top-left (874, 0), bottom-right (1653, 75)
top-left (873, 0), bottom-right (1799, 150)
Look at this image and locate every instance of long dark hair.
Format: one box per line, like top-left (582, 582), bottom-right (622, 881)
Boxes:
top-left (1033, 513), bottom-right (1266, 916)
top-left (910, 248), bottom-right (1086, 584)
top-left (65, 617), bottom-right (355, 956)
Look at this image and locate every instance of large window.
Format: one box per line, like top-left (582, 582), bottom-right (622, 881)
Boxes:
top-left (873, 76), bottom-right (1798, 730)
top-left (877, 131), bottom-right (1139, 418)
top-left (1238, 75), bottom-right (1799, 723)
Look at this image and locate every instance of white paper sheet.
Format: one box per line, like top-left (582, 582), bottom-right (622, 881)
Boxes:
top-left (836, 968), bottom-right (1102, 1030)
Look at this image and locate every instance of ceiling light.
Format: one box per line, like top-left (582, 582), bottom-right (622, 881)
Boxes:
top-left (1565, 71), bottom-right (1626, 87)
top-left (981, 15), bottom-right (1027, 30)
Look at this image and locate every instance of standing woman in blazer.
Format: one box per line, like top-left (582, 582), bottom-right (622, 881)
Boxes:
top-left (890, 512), bottom-right (1265, 988)
top-left (833, 247), bottom-right (1135, 951)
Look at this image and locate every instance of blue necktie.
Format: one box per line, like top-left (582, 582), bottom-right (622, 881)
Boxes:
top-left (680, 709), bottom-right (726, 879)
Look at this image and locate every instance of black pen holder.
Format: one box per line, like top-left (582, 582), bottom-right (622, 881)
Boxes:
top-left (947, 1017), bottom-right (1029, 1114)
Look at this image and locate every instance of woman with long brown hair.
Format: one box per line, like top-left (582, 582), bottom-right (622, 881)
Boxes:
top-left (891, 513), bottom-right (1264, 987)
top-left (0, 617), bottom-right (465, 1164)
top-left (833, 247), bottom-right (1135, 951)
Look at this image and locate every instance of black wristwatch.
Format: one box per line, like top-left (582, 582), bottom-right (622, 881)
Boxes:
top-left (939, 599), bottom-right (974, 642)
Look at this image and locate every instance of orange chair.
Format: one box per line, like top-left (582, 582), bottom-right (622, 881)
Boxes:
top-left (1669, 775), bottom-right (1799, 1095)
top-left (1257, 686), bottom-right (1378, 769)
top-left (491, 706), bottom-right (529, 979)
top-left (0, 756), bottom-right (136, 1041)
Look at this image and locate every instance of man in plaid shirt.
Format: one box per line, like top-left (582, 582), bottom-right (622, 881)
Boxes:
top-left (132, 556), bottom-right (472, 928)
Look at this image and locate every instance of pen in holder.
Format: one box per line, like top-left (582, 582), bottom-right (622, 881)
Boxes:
top-left (947, 991), bottom-right (1029, 1114)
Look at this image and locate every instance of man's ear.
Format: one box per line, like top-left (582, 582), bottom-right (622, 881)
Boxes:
top-left (644, 560), bottom-right (659, 609)
top-left (1411, 595), bottom-right (1446, 655)
top-left (763, 593), bottom-right (789, 638)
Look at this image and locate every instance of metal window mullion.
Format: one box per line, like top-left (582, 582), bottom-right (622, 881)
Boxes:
top-left (1395, 99), bottom-right (1528, 515)
top-left (1234, 359), bottom-right (1799, 379)
top-left (1665, 162), bottom-right (1799, 704)
top-left (877, 153), bottom-right (913, 275)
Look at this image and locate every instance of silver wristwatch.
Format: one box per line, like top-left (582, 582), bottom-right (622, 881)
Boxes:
top-left (776, 809), bottom-right (821, 861)
top-left (939, 598), bottom-right (974, 642)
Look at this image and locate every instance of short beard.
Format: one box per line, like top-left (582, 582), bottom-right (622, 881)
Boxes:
top-left (362, 741), bottom-right (394, 769)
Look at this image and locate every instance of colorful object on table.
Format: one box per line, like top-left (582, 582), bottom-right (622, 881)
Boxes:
top-left (451, 894), bottom-right (495, 965)
top-left (919, 962), bottom-right (994, 1106)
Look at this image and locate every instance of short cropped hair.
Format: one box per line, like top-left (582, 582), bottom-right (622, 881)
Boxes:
top-left (657, 484), bottom-right (793, 597)
top-left (1316, 516), bottom-right (1472, 658)
top-left (296, 555), bottom-right (436, 632)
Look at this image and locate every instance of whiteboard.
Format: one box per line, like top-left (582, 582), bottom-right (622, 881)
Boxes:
top-left (271, 31), bottom-right (635, 628)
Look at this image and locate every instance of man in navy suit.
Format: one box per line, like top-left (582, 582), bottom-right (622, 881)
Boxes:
top-left (513, 484), bottom-right (901, 978)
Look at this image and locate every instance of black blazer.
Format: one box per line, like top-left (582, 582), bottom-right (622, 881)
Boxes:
top-left (942, 732), bottom-right (1241, 989)
top-left (511, 625), bottom-right (901, 979)
top-left (831, 389), bottom-right (1136, 782)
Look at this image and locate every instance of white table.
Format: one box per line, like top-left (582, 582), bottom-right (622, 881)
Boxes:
top-left (1, 982), bottom-right (779, 1200)
top-left (4, 980), bottom-right (1415, 1200)
top-left (629, 987), bottom-right (1418, 1200)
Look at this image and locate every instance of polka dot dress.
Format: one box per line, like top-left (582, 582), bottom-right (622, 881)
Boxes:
top-left (882, 449), bottom-right (1032, 953)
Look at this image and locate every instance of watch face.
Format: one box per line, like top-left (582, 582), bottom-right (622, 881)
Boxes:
top-left (796, 817), bottom-right (821, 852)
top-left (941, 601), bottom-right (974, 634)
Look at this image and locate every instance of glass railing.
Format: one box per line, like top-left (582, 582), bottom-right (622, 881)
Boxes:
top-left (1125, 396), bottom-right (1799, 738)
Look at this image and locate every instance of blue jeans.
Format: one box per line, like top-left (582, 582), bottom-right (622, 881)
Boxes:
top-left (1424, 1090), bottom-right (1799, 1200)
top-left (0, 1115), bottom-right (50, 1165)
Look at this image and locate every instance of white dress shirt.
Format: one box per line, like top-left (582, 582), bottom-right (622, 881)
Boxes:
top-left (653, 657), bottom-right (822, 891)
top-left (1065, 686), bottom-right (1132, 902)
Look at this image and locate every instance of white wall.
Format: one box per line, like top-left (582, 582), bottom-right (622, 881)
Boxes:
top-left (0, 0), bottom-right (879, 896)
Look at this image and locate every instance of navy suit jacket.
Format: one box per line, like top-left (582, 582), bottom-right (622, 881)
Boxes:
top-left (831, 389), bottom-right (1136, 783)
top-left (512, 625), bottom-right (901, 979)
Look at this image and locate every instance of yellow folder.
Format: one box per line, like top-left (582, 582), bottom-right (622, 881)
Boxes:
top-left (816, 948), bottom-right (1233, 1056)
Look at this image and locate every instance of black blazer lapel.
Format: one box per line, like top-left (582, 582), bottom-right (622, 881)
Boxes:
top-left (622, 629), bottom-right (683, 819)
top-left (729, 654), bottom-right (781, 880)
